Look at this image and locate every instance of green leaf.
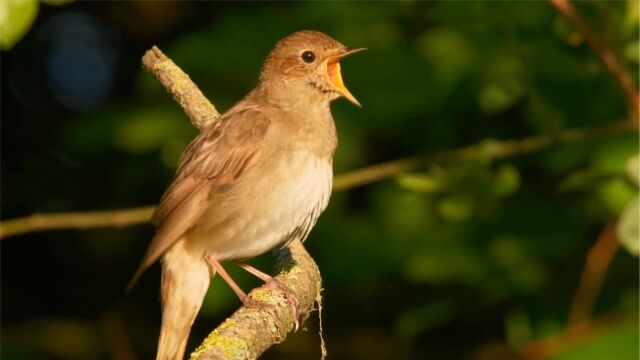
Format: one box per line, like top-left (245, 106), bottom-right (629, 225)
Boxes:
top-left (626, 153), bottom-right (639, 186)
top-left (554, 319), bottom-right (639, 360)
top-left (617, 196), bottom-right (639, 257)
top-left (491, 165), bottom-right (521, 197)
top-left (557, 169), bottom-right (598, 193)
top-left (0, 0), bottom-right (39, 50)
top-left (437, 196), bottom-right (473, 222)
top-left (624, 40), bottom-right (639, 64)
top-left (396, 173), bottom-right (443, 193)
top-left (478, 78), bottom-right (525, 114)
top-left (591, 138), bottom-right (639, 175)
top-left (625, 0), bottom-right (640, 33)
top-left (596, 178), bottom-right (637, 215)
top-left (478, 54), bottom-right (526, 114)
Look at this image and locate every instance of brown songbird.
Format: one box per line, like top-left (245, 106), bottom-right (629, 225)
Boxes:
top-left (127, 30), bottom-right (364, 360)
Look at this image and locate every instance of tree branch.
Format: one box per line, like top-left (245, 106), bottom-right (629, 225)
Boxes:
top-left (190, 239), bottom-right (321, 359)
top-left (333, 119), bottom-right (637, 190)
top-left (0, 120), bottom-right (636, 240)
top-left (567, 224), bottom-right (619, 328)
top-left (142, 46), bottom-right (220, 130)
top-left (0, 206), bottom-right (154, 239)
top-left (549, 0), bottom-right (640, 121)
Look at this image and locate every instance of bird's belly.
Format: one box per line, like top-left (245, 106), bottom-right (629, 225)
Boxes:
top-left (192, 151), bottom-right (332, 261)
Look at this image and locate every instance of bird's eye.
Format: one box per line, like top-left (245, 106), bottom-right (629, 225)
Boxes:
top-left (301, 50), bottom-right (315, 63)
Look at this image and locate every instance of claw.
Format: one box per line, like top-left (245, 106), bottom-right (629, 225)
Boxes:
top-left (263, 278), bottom-right (300, 331)
top-left (242, 294), bottom-right (281, 325)
top-left (235, 262), bottom-right (300, 331)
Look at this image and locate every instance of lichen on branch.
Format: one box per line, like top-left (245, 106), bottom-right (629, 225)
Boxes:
top-left (142, 46), bottom-right (220, 130)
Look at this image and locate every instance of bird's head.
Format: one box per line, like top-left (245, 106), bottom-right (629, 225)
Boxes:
top-left (259, 30), bottom-right (365, 107)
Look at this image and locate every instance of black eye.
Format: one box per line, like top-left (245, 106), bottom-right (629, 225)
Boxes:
top-left (301, 50), bottom-right (315, 63)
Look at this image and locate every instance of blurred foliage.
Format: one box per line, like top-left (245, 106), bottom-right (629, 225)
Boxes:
top-left (1, 1), bottom-right (638, 359)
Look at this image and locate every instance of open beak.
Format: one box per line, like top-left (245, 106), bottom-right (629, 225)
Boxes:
top-left (326, 47), bottom-right (366, 107)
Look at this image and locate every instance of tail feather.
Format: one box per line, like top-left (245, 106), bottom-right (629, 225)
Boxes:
top-left (157, 239), bottom-right (212, 360)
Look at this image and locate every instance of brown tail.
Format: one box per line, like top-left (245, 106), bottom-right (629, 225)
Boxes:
top-left (157, 239), bottom-right (212, 360)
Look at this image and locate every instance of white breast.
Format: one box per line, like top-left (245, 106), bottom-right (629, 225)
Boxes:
top-left (195, 150), bottom-right (333, 261)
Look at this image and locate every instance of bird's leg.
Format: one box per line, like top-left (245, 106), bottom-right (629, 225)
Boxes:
top-left (235, 261), bottom-right (300, 330)
top-left (205, 256), bottom-right (247, 301)
top-left (235, 262), bottom-right (273, 282)
top-left (206, 256), bottom-right (283, 326)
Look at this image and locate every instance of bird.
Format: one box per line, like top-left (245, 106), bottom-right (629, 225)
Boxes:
top-left (127, 30), bottom-right (364, 360)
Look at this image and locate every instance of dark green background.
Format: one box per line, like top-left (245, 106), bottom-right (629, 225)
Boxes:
top-left (2, 1), bottom-right (638, 359)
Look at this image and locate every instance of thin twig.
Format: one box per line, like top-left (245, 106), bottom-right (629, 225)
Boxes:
top-left (549, 0), bottom-right (639, 121)
top-left (567, 224), bottom-right (619, 328)
top-left (522, 224), bottom-right (621, 360)
top-left (334, 119), bottom-right (637, 191)
top-left (0, 121), bottom-right (636, 240)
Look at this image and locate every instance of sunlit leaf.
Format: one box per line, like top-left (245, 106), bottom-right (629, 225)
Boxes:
top-left (491, 165), bottom-right (521, 197)
top-left (624, 40), bottom-right (639, 64)
top-left (591, 137), bottom-right (639, 175)
top-left (0, 0), bottom-right (39, 50)
top-left (396, 173), bottom-right (443, 193)
top-left (626, 153), bottom-right (639, 186)
top-left (437, 196), bottom-right (473, 222)
top-left (557, 169), bottom-right (599, 193)
top-left (596, 178), bottom-right (637, 215)
top-left (625, 0), bottom-right (640, 33)
top-left (617, 196), bottom-right (639, 257)
top-left (478, 54), bottom-right (526, 114)
top-left (555, 319), bottom-right (639, 360)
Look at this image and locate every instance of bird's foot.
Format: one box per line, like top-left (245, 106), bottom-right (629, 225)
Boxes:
top-left (243, 279), bottom-right (300, 331)
top-left (262, 278), bottom-right (300, 331)
top-left (241, 295), bottom-right (279, 321)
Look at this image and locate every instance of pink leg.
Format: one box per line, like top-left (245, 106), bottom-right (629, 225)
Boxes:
top-left (206, 256), bottom-right (247, 301)
top-left (235, 261), bottom-right (300, 330)
top-left (235, 262), bottom-right (273, 282)
top-left (208, 257), bottom-right (299, 330)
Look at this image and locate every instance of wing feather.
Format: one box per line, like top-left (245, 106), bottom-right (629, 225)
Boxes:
top-left (127, 107), bottom-right (272, 291)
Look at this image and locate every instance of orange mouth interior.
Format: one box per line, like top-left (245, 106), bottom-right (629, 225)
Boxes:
top-left (326, 57), bottom-right (360, 106)
top-left (327, 59), bottom-right (343, 89)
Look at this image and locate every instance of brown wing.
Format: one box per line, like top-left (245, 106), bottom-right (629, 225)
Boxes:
top-left (126, 107), bottom-right (272, 291)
